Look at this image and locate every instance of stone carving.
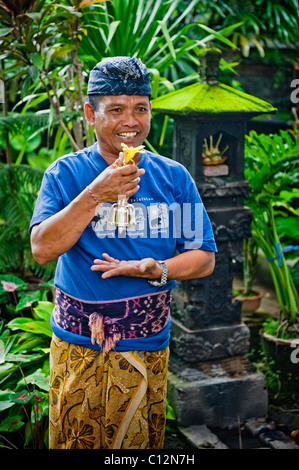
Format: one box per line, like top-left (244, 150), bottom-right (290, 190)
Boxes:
top-left (200, 182), bottom-right (250, 199)
top-left (176, 127), bottom-right (193, 172)
top-left (211, 209), bottom-right (252, 242)
top-left (226, 329), bottom-right (251, 356)
top-left (170, 319), bottom-right (250, 362)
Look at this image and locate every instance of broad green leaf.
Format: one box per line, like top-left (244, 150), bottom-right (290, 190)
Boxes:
top-left (29, 65), bottom-right (40, 82)
top-left (0, 28), bottom-right (14, 37)
top-left (166, 400), bottom-right (176, 420)
top-left (33, 301), bottom-right (54, 322)
top-left (278, 188), bottom-right (299, 202)
top-left (7, 318), bottom-right (52, 337)
top-left (105, 20), bottom-right (120, 52)
top-left (0, 363), bottom-right (16, 379)
top-left (0, 275), bottom-right (28, 295)
top-left (0, 414), bottom-right (24, 432)
top-left (29, 52), bottom-right (43, 70)
top-left (12, 337), bottom-right (46, 354)
top-left (50, 44), bottom-right (75, 60)
top-left (0, 339), bottom-right (5, 362)
top-left (21, 76), bottom-right (31, 99)
top-left (24, 12), bottom-right (43, 22)
top-left (275, 216), bottom-right (299, 239)
top-left (6, 352), bottom-right (41, 363)
top-left (39, 278), bottom-right (55, 289)
top-left (9, 390), bottom-right (32, 405)
top-left (8, 132), bottom-right (42, 154)
top-left (18, 368), bottom-right (49, 392)
top-left (148, 68), bottom-right (160, 100)
top-left (15, 290), bottom-right (41, 311)
top-left (0, 390), bottom-right (14, 411)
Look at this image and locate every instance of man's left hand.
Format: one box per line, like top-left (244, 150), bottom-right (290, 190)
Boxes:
top-left (91, 253), bottom-right (162, 279)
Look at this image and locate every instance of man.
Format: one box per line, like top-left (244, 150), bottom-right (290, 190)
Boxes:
top-left (30, 57), bottom-right (217, 449)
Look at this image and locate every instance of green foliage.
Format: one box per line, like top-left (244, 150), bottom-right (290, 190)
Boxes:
top-left (0, 0), bottom-right (102, 152)
top-left (244, 130), bottom-right (299, 325)
top-left (79, 0), bottom-right (238, 82)
top-left (201, 0), bottom-right (299, 57)
top-left (0, 0), bottom-right (240, 161)
top-left (0, 276), bottom-right (53, 448)
top-left (0, 0), bottom-right (242, 278)
top-left (243, 236), bottom-right (258, 296)
top-left (247, 325), bottom-right (299, 408)
top-left (0, 163), bottom-right (56, 279)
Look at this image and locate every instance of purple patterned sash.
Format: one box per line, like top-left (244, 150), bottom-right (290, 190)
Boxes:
top-left (53, 288), bottom-right (171, 353)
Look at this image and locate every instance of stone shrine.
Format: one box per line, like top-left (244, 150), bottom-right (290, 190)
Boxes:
top-left (151, 46), bottom-right (277, 428)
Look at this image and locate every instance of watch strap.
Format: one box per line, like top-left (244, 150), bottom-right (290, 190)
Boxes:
top-left (148, 261), bottom-right (168, 286)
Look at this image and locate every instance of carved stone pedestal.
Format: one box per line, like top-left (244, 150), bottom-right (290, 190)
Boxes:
top-left (167, 355), bottom-right (268, 429)
top-left (150, 49), bottom-right (276, 428)
top-left (167, 183), bottom-right (268, 428)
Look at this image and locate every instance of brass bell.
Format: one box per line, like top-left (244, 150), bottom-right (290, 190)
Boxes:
top-left (109, 195), bottom-right (136, 234)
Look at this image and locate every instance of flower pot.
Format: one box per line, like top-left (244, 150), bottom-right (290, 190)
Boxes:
top-left (261, 330), bottom-right (299, 393)
top-left (234, 289), bottom-right (263, 313)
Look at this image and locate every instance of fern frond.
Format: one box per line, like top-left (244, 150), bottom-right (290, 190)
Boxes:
top-left (0, 111), bottom-right (81, 137)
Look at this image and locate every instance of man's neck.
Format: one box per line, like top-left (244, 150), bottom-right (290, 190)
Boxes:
top-left (96, 143), bottom-right (117, 166)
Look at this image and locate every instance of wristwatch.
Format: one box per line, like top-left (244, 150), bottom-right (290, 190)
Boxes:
top-left (148, 261), bottom-right (168, 286)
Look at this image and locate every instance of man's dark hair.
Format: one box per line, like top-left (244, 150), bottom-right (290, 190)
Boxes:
top-left (88, 94), bottom-right (102, 111)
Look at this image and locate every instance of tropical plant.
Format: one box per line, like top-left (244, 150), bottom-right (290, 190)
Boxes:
top-left (0, 0), bottom-right (242, 157)
top-left (0, 0), bottom-right (105, 154)
top-left (0, 0), bottom-right (242, 275)
top-left (0, 163), bottom-right (57, 279)
top-left (0, 274), bottom-right (53, 448)
top-left (79, 0), bottom-right (241, 87)
top-left (242, 236), bottom-right (259, 297)
top-left (201, 0), bottom-right (299, 57)
top-left (244, 129), bottom-right (299, 335)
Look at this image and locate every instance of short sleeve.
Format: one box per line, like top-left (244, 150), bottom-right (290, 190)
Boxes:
top-left (174, 177), bottom-right (217, 253)
top-left (29, 171), bottom-right (64, 233)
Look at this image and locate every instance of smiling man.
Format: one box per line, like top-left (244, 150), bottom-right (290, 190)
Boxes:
top-left (84, 93), bottom-right (151, 165)
top-left (29, 57), bottom-right (217, 450)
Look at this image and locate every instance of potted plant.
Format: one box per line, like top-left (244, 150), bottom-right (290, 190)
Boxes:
top-left (244, 129), bottom-right (299, 392)
top-left (234, 236), bottom-right (263, 313)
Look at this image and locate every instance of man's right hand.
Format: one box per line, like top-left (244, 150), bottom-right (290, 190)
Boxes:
top-left (88, 153), bottom-right (145, 203)
top-left (30, 153), bottom-right (145, 265)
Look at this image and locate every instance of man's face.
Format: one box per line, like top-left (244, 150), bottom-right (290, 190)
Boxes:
top-left (86, 94), bottom-right (151, 160)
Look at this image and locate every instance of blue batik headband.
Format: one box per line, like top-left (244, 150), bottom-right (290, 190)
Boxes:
top-left (87, 56), bottom-right (152, 97)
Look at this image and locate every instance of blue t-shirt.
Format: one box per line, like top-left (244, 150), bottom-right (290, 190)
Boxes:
top-left (30, 143), bottom-right (217, 302)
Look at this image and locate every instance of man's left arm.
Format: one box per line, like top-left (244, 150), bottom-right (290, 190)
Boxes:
top-left (91, 250), bottom-right (215, 281)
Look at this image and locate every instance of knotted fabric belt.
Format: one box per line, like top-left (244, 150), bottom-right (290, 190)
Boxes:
top-left (53, 288), bottom-right (171, 353)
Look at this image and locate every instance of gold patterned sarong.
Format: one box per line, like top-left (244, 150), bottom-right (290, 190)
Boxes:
top-left (49, 334), bottom-right (169, 449)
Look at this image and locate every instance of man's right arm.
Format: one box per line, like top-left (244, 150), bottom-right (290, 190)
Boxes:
top-left (31, 156), bottom-right (145, 265)
top-left (31, 187), bottom-right (98, 265)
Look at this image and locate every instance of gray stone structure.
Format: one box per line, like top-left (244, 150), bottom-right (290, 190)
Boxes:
top-left (151, 47), bottom-right (277, 428)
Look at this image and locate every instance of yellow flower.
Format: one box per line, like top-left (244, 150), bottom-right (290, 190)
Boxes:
top-left (147, 350), bottom-right (167, 375)
top-left (67, 418), bottom-right (95, 449)
top-left (121, 143), bottom-right (145, 164)
top-left (69, 345), bottom-right (98, 375)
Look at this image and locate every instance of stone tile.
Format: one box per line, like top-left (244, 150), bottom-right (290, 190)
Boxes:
top-left (245, 417), bottom-right (299, 449)
top-left (179, 425), bottom-right (229, 449)
top-left (245, 417), bottom-right (274, 436)
top-left (259, 432), bottom-right (299, 450)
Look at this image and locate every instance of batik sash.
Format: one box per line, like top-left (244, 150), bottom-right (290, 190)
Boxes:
top-left (53, 288), bottom-right (171, 353)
